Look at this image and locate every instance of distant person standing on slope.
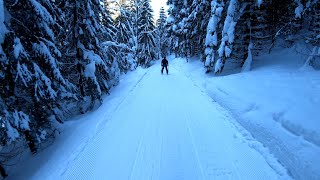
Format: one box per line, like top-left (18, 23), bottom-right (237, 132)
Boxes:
top-left (161, 57), bottom-right (169, 75)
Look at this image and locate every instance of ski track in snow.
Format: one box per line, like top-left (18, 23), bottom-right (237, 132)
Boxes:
top-left (10, 60), bottom-right (292, 180)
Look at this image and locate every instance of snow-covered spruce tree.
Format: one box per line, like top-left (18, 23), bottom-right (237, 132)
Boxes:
top-left (267, 0), bottom-right (303, 46)
top-left (102, 1), bottom-right (117, 38)
top-left (166, 0), bottom-right (183, 57)
top-left (1, 0), bottom-right (75, 152)
top-left (59, 0), bottom-right (119, 112)
top-left (0, 1), bottom-right (21, 146)
top-left (301, 1), bottom-right (320, 69)
top-left (230, 1), bottom-right (251, 65)
top-left (115, 3), bottom-right (133, 46)
top-left (187, 0), bottom-right (213, 58)
top-left (101, 1), bottom-right (120, 86)
top-left (0, 31), bottom-right (35, 150)
top-left (167, 0), bottom-right (201, 58)
top-left (309, 1), bottom-right (320, 46)
top-left (205, 0), bottom-right (225, 73)
top-left (175, 0), bottom-right (193, 58)
top-left (114, 1), bottom-right (138, 72)
top-left (272, 0), bottom-right (305, 47)
top-left (166, 0), bottom-right (214, 59)
top-left (285, 0), bottom-right (304, 41)
top-left (126, 0), bottom-right (139, 47)
top-left (250, 1), bottom-right (270, 55)
top-left (266, 0), bottom-right (298, 43)
top-left (0, 0), bottom-right (12, 146)
top-left (164, 6), bottom-right (175, 56)
top-left (156, 6), bottom-right (168, 58)
top-left (166, 0), bottom-right (184, 57)
top-left (102, 0), bottom-right (118, 60)
top-left (216, 0), bottom-right (270, 73)
top-left (119, 0), bottom-right (140, 60)
top-left (137, 0), bottom-right (157, 67)
top-left (214, 0), bottom-right (238, 74)
top-left (240, 1), bottom-right (270, 72)
top-left (164, 0), bottom-right (317, 73)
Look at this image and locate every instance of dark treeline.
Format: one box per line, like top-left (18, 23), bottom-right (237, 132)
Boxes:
top-left (0, 0), bottom-right (165, 158)
top-left (164, 0), bottom-right (319, 73)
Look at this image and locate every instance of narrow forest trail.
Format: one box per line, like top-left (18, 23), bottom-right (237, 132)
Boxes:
top-left (10, 59), bottom-right (291, 180)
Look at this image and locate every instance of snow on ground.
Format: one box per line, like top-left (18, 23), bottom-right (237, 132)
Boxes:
top-left (7, 67), bottom-right (149, 179)
top-left (172, 46), bottom-right (320, 180)
top-left (8, 59), bottom-right (291, 180)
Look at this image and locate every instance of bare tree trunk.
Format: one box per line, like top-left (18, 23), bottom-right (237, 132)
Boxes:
top-left (24, 131), bottom-right (37, 154)
top-left (0, 165), bottom-right (8, 178)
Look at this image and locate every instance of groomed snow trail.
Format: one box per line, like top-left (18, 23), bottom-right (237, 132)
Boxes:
top-left (26, 61), bottom-right (290, 180)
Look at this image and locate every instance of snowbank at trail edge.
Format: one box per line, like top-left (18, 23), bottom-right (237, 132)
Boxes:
top-left (6, 67), bottom-right (149, 179)
top-left (172, 46), bottom-right (320, 180)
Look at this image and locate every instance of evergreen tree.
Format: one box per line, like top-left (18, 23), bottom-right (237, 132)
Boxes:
top-left (213, 0), bottom-right (271, 73)
top-left (165, 0), bottom-right (318, 73)
top-left (0, 0), bottom-right (11, 146)
top-left (166, 0), bottom-right (214, 59)
top-left (230, 0), bottom-right (270, 72)
top-left (1, 0), bottom-right (72, 152)
top-left (114, 1), bottom-right (138, 71)
top-left (205, 0), bottom-right (225, 72)
top-left (166, 0), bottom-right (184, 57)
top-left (231, 1), bottom-right (252, 64)
top-left (302, 0), bottom-right (320, 68)
top-left (184, 0), bottom-right (213, 58)
top-left (175, 0), bottom-right (193, 58)
top-left (215, 0), bottom-right (238, 74)
top-left (59, 0), bottom-right (119, 112)
top-left (156, 6), bottom-right (168, 58)
top-left (309, 1), bottom-right (320, 45)
top-left (137, 0), bottom-right (156, 67)
top-left (0, 0), bottom-right (130, 155)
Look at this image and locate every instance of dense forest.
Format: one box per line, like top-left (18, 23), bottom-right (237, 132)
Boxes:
top-left (165, 0), bottom-right (319, 73)
top-left (0, 0), bottom-right (319, 166)
top-left (0, 0), bottom-right (161, 157)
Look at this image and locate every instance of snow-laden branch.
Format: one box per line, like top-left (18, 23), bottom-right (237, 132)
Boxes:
top-left (269, 0), bottom-right (318, 53)
top-left (204, 0), bottom-right (224, 70)
top-left (102, 41), bottom-right (133, 52)
top-left (301, 46), bottom-right (319, 70)
top-left (139, 29), bottom-right (157, 34)
top-left (217, 0), bottom-right (237, 58)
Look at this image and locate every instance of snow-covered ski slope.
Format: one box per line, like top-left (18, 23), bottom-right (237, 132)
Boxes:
top-left (10, 61), bottom-right (291, 180)
top-left (173, 46), bottom-right (320, 180)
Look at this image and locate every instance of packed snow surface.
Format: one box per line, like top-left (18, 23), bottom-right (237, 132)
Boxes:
top-left (9, 60), bottom-right (292, 180)
top-left (173, 47), bottom-right (320, 180)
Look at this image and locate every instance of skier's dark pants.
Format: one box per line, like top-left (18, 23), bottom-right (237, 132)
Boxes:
top-left (161, 66), bottom-right (168, 74)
